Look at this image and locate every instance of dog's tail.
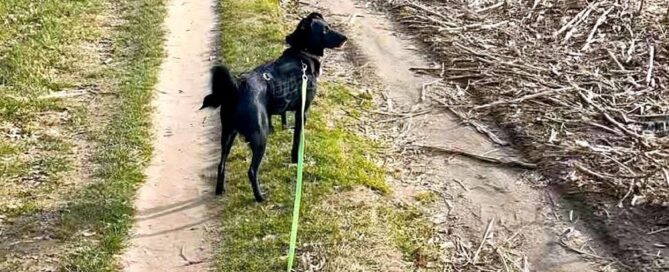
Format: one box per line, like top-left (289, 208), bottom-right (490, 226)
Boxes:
top-left (200, 65), bottom-right (237, 109)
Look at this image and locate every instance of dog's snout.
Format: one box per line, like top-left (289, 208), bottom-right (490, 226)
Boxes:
top-left (336, 33), bottom-right (348, 47)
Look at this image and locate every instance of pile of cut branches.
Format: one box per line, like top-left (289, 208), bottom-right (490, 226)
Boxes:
top-left (379, 0), bottom-right (669, 207)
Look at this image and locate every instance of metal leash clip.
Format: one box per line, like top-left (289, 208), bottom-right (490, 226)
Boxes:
top-left (301, 62), bottom-right (308, 81)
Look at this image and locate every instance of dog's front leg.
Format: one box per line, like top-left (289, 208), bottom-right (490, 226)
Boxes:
top-left (290, 110), bottom-right (303, 164)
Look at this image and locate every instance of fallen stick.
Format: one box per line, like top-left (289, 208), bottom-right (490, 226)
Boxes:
top-left (648, 226), bottom-right (669, 235)
top-left (473, 217), bottom-right (495, 264)
top-left (452, 178), bottom-right (469, 191)
top-left (415, 144), bottom-right (537, 169)
top-left (179, 246), bottom-right (204, 266)
top-left (439, 21), bottom-right (508, 32)
top-left (607, 49), bottom-right (626, 71)
top-left (468, 121), bottom-right (510, 146)
top-left (576, 90), bottom-right (646, 141)
top-left (420, 78), bottom-right (442, 103)
top-left (38, 90), bottom-right (88, 100)
top-left (473, 87), bottom-right (572, 110)
top-left (581, 6), bottom-right (615, 51)
top-left (554, 2), bottom-right (597, 37)
top-left (426, 93), bottom-right (510, 146)
top-left (559, 239), bottom-right (605, 259)
top-left (393, 2), bottom-right (450, 22)
top-left (586, 121), bottom-right (624, 136)
top-left (376, 110), bottom-right (432, 123)
top-left (475, 1), bottom-right (505, 13)
top-left (347, 13), bottom-right (359, 25)
top-left (574, 163), bottom-right (649, 180)
top-left (646, 41), bottom-right (655, 86)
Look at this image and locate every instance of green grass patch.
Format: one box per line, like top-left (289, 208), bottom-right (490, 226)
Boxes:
top-left (55, 0), bottom-right (166, 271)
top-left (217, 0), bottom-right (438, 271)
top-left (0, 1), bottom-right (156, 270)
top-left (0, 0), bottom-right (103, 223)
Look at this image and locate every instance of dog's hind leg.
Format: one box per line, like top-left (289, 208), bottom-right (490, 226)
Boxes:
top-left (268, 115), bottom-right (275, 134)
top-left (216, 126), bottom-right (237, 195)
top-left (247, 134), bottom-right (266, 202)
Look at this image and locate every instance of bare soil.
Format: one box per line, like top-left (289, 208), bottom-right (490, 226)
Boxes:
top-left (120, 0), bottom-right (218, 270)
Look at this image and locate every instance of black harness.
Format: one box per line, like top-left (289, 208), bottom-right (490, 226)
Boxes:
top-left (237, 50), bottom-right (321, 115)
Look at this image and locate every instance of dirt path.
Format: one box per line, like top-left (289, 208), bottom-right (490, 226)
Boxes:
top-left (120, 0), bottom-right (217, 271)
top-left (307, 0), bottom-right (607, 270)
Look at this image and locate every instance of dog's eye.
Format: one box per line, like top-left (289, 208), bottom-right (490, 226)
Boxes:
top-left (322, 26), bottom-right (329, 34)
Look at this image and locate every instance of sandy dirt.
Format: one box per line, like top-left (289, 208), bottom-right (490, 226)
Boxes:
top-left (307, 0), bottom-right (607, 270)
top-left (120, 0), bottom-right (218, 271)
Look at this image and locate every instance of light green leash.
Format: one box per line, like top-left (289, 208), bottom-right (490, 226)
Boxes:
top-left (287, 63), bottom-right (309, 271)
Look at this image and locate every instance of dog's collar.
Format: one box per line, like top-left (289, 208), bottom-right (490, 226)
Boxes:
top-left (295, 51), bottom-right (321, 77)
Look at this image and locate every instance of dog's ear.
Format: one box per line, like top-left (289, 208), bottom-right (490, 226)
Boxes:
top-left (285, 26), bottom-right (302, 48)
top-left (286, 16), bottom-right (311, 48)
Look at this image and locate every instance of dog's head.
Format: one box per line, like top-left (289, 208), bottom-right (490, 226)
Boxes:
top-left (285, 12), bottom-right (347, 56)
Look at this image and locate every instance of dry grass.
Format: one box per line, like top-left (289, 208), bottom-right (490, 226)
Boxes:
top-left (385, 0), bottom-right (668, 205)
top-left (373, 0), bottom-right (669, 269)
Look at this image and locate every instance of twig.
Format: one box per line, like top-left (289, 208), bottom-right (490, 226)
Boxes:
top-left (415, 144), bottom-right (537, 169)
top-left (559, 239), bottom-right (606, 259)
top-left (347, 13), bottom-right (359, 25)
top-left (648, 227), bottom-right (669, 235)
top-left (472, 218), bottom-right (495, 264)
top-left (452, 178), bottom-right (469, 191)
top-left (375, 110), bottom-right (432, 123)
top-left (38, 90), bottom-right (88, 100)
top-left (475, 1), bottom-right (505, 13)
top-left (555, 2), bottom-right (598, 37)
top-left (439, 21), bottom-right (508, 33)
top-left (179, 246), bottom-right (204, 266)
top-left (586, 121), bottom-right (624, 136)
top-left (577, 90), bottom-right (645, 140)
top-left (607, 50), bottom-right (626, 71)
top-left (497, 248), bottom-right (512, 272)
top-left (581, 6), bottom-right (615, 51)
top-left (426, 93), bottom-right (509, 146)
top-left (468, 121), bottom-right (509, 146)
top-left (646, 41), bottom-right (655, 86)
top-left (420, 79), bottom-right (442, 103)
top-left (473, 87), bottom-right (572, 110)
top-left (617, 180), bottom-right (634, 208)
top-left (394, 2), bottom-right (450, 22)
top-left (545, 191), bottom-right (561, 220)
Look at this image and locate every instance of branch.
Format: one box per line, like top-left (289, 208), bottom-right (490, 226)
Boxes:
top-left (473, 87), bottom-right (573, 110)
top-left (414, 144), bottom-right (537, 169)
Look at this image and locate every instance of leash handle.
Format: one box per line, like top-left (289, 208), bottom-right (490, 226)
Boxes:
top-left (287, 63), bottom-right (309, 271)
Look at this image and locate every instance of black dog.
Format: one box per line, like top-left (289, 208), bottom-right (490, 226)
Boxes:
top-left (201, 13), bottom-right (347, 201)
